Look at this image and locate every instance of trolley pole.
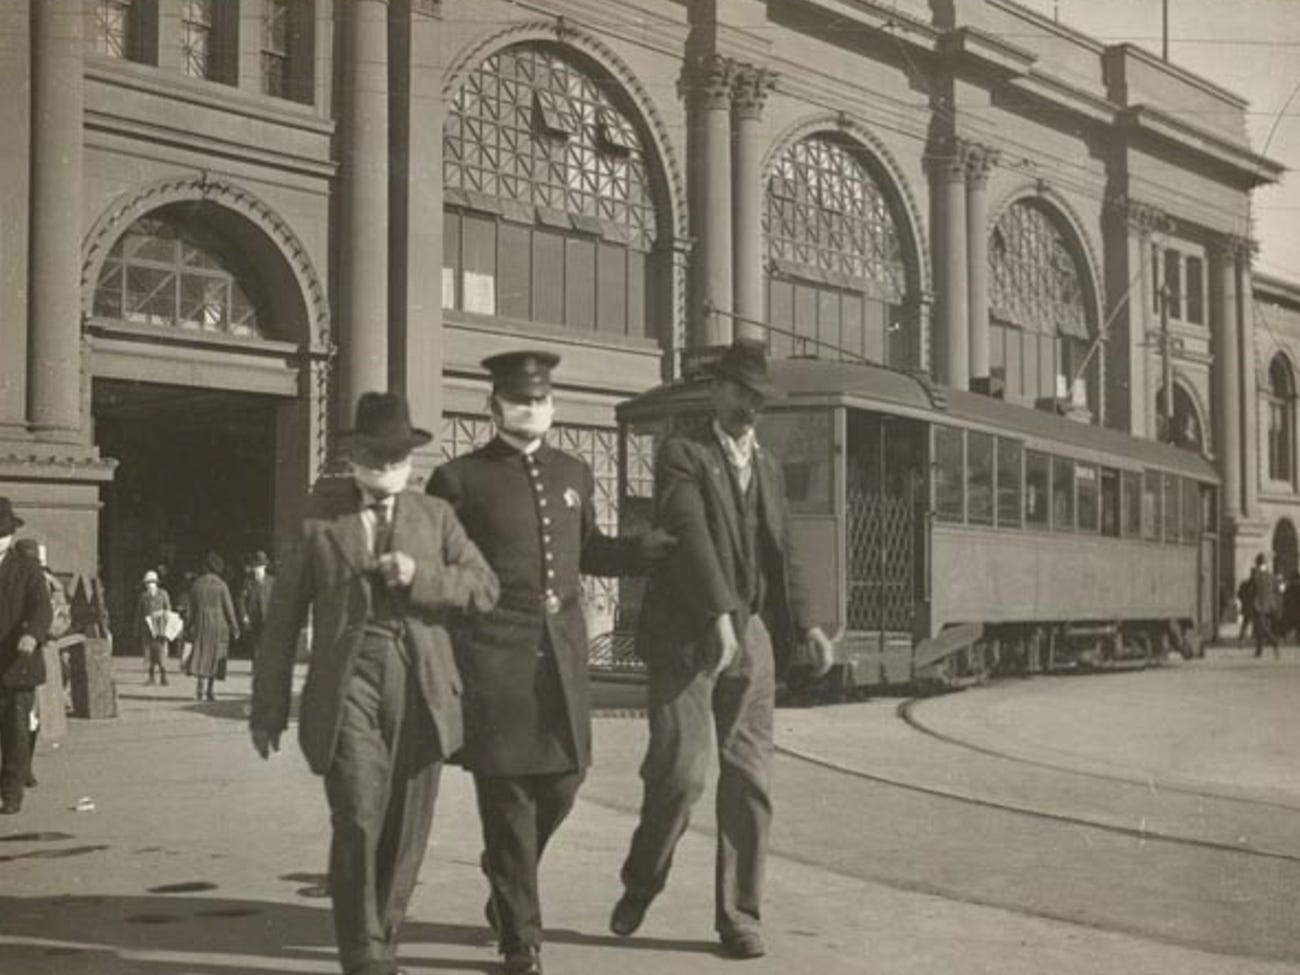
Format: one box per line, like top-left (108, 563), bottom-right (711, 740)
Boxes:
top-left (1160, 282), bottom-right (1175, 442)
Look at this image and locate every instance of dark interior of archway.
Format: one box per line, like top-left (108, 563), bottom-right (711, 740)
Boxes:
top-left (94, 379), bottom-right (276, 657)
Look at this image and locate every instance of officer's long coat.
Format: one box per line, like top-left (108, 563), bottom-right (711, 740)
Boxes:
top-left (428, 438), bottom-right (643, 776)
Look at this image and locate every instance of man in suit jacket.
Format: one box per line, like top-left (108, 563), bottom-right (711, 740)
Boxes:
top-left (609, 339), bottom-right (834, 959)
top-left (251, 393), bottom-right (499, 975)
top-left (0, 498), bottom-right (53, 815)
top-left (428, 350), bottom-right (670, 975)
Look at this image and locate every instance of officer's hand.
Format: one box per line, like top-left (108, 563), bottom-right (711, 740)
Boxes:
top-left (640, 528), bottom-right (677, 563)
top-left (378, 551), bottom-right (416, 588)
top-left (807, 626), bottom-right (836, 679)
top-left (251, 727), bottom-right (280, 760)
top-left (16, 635), bottom-right (37, 655)
top-left (709, 613), bottom-right (741, 677)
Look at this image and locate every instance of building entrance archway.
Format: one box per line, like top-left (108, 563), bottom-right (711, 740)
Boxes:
top-left (1273, 518), bottom-right (1299, 582)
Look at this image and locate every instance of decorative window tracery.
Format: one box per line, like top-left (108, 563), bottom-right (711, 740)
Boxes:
top-left (180, 0), bottom-right (214, 79)
top-left (989, 201), bottom-right (1088, 339)
top-left (94, 0), bottom-right (134, 59)
top-left (1268, 356), bottom-right (1294, 483)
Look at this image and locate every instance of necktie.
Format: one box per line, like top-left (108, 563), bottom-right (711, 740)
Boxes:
top-left (369, 500), bottom-right (393, 557)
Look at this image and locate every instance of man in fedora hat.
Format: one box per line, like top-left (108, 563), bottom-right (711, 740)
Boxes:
top-left (428, 350), bottom-right (673, 975)
top-left (251, 391), bottom-right (500, 975)
top-left (238, 549), bottom-right (275, 661)
top-left (609, 337), bottom-right (835, 958)
top-left (0, 498), bottom-right (52, 815)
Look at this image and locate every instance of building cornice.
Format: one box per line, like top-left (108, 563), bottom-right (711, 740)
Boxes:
top-left (938, 26), bottom-right (1037, 78)
top-left (794, 0), bottom-right (939, 54)
top-left (1118, 105), bottom-right (1286, 187)
top-left (1004, 69), bottom-right (1117, 126)
top-left (1108, 42), bottom-right (1249, 111)
top-left (985, 0), bottom-right (1107, 56)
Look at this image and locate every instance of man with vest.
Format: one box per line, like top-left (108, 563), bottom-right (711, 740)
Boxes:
top-left (428, 350), bottom-right (672, 975)
top-left (609, 338), bottom-right (835, 959)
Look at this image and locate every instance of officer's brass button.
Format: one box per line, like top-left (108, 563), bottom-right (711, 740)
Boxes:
top-left (544, 592), bottom-right (561, 614)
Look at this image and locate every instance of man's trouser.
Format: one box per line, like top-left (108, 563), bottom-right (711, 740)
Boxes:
top-left (324, 633), bottom-right (441, 975)
top-left (0, 687), bottom-right (35, 807)
top-left (619, 615), bottom-right (775, 939)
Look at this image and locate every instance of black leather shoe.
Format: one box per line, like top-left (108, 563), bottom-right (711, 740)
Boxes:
top-left (485, 896), bottom-right (500, 936)
top-left (720, 930), bottom-right (766, 959)
top-left (0, 800), bottom-right (20, 815)
top-left (609, 890), bottom-right (651, 937)
top-left (503, 945), bottom-right (541, 975)
top-left (24, 770), bottom-right (36, 788)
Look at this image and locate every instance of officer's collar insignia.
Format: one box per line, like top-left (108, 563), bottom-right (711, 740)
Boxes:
top-left (563, 487), bottom-right (580, 509)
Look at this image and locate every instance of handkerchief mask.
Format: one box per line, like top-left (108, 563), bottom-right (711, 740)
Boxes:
top-left (494, 393), bottom-right (555, 440)
top-left (352, 457), bottom-right (413, 499)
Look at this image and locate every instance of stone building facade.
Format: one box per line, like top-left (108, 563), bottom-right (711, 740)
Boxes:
top-left (1, 0), bottom-right (1283, 636)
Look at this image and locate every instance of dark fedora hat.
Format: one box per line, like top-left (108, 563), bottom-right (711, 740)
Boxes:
top-left (343, 391), bottom-right (433, 457)
top-left (205, 551), bottom-right (225, 575)
top-left (482, 350), bottom-right (560, 399)
top-left (707, 337), bottom-right (780, 400)
top-left (0, 497), bottom-right (24, 537)
top-left (249, 549), bottom-right (270, 568)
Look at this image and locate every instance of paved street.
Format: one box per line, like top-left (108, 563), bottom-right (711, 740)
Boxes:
top-left (0, 647), bottom-right (1298, 975)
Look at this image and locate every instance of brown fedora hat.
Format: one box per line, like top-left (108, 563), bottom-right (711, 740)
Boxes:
top-left (342, 392), bottom-right (432, 457)
top-left (707, 337), bottom-right (780, 400)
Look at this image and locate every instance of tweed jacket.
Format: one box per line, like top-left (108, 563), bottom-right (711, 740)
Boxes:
top-left (635, 428), bottom-right (814, 676)
top-left (250, 484), bottom-right (499, 775)
top-left (0, 548), bottom-right (53, 689)
top-left (428, 438), bottom-right (644, 775)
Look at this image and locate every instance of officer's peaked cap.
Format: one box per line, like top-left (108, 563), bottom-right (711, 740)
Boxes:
top-left (483, 349), bottom-right (560, 398)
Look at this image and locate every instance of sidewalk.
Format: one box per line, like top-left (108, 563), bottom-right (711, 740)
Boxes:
top-left (0, 657), bottom-right (1297, 974)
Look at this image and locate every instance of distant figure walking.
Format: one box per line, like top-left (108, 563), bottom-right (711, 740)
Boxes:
top-left (1251, 554), bottom-right (1280, 659)
top-left (183, 553), bottom-right (239, 701)
top-left (135, 570), bottom-right (173, 686)
top-left (238, 550), bottom-right (274, 660)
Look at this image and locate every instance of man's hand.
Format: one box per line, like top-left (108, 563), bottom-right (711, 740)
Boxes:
top-left (708, 613), bottom-right (741, 677)
top-left (807, 626), bottom-right (836, 678)
top-left (639, 528), bottom-right (677, 564)
top-left (377, 551), bottom-right (416, 588)
top-left (16, 635), bottom-right (37, 656)
top-left (251, 727), bottom-right (281, 760)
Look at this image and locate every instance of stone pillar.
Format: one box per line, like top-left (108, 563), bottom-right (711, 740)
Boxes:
top-left (1236, 238), bottom-right (1260, 520)
top-left (731, 64), bottom-right (774, 343)
top-left (1209, 236), bottom-right (1241, 520)
top-left (338, 0), bottom-right (390, 424)
top-left (930, 139), bottom-right (970, 390)
top-left (690, 54), bottom-right (735, 348)
top-left (965, 144), bottom-right (998, 388)
top-left (28, 2), bottom-right (84, 434)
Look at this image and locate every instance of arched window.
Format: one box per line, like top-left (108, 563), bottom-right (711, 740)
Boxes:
top-left (763, 135), bottom-right (916, 367)
top-left (1267, 355), bottom-right (1294, 483)
top-left (988, 200), bottom-right (1096, 414)
top-left (1155, 383), bottom-right (1204, 452)
top-left (92, 214), bottom-right (263, 338)
top-left (442, 43), bottom-right (659, 338)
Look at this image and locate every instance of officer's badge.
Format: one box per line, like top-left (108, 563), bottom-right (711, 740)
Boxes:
top-left (563, 487), bottom-right (581, 509)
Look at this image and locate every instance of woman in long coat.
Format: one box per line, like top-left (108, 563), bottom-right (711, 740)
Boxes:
top-left (183, 552), bottom-right (240, 701)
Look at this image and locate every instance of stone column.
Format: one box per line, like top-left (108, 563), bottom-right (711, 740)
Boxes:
top-left (731, 64), bottom-right (774, 343)
top-left (28, 1), bottom-right (84, 434)
top-left (930, 138), bottom-right (970, 390)
top-left (338, 0), bottom-right (390, 424)
top-left (1236, 238), bottom-right (1260, 520)
top-left (1209, 236), bottom-right (1241, 520)
top-left (689, 54), bottom-right (735, 348)
top-left (965, 144), bottom-right (998, 388)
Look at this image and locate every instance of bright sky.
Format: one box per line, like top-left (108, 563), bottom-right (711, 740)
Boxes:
top-left (1017, 0), bottom-right (1300, 282)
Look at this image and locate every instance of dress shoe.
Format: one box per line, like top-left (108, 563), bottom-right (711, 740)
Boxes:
top-left (503, 945), bottom-right (541, 975)
top-left (609, 890), bottom-right (651, 937)
top-left (0, 800), bottom-right (20, 815)
top-left (720, 930), bottom-right (766, 959)
top-left (24, 770), bottom-right (36, 788)
top-left (485, 896), bottom-right (500, 936)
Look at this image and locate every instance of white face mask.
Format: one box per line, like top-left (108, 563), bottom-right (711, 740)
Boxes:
top-left (495, 395), bottom-right (555, 440)
top-left (0, 535), bottom-right (11, 556)
top-left (145, 581), bottom-right (158, 593)
top-left (252, 565), bottom-right (267, 580)
top-left (351, 458), bottom-right (413, 499)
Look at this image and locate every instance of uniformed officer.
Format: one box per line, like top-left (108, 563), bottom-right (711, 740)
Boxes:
top-left (428, 350), bottom-right (671, 975)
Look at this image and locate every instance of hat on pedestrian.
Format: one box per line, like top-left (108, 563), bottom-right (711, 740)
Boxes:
top-left (482, 350), bottom-right (560, 399)
top-left (143, 569), bottom-right (159, 584)
top-left (342, 392), bottom-right (432, 459)
top-left (249, 550), bottom-right (270, 568)
top-left (205, 552), bottom-right (224, 575)
top-left (14, 538), bottom-right (39, 560)
top-left (0, 497), bottom-right (24, 537)
top-left (707, 337), bottom-right (780, 401)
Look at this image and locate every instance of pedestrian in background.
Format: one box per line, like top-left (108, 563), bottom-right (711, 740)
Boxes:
top-left (183, 552), bottom-right (239, 701)
top-left (1281, 569), bottom-right (1300, 643)
top-left (1236, 573), bottom-right (1255, 646)
top-left (13, 538), bottom-right (70, 789)
top-left (609, 339), bottom-right (835, 959)
top-left (1251, 553), bottom-right (1280, 659)
top-left (0, 499), bottom-right (52, 815)
top-left (238, 550), bottom-right (274, 660)
top-left (135, 569), bottom-right (173, 686)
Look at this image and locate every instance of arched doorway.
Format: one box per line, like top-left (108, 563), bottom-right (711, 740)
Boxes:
top-left (1155, 382), bottom-right (1205, 452)
top-left (88, 200), bottom-right (316, 652)
top-left (1274, 518), bottom-right (1298, 581)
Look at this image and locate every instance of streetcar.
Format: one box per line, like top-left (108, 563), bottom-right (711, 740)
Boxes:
top-left (611, 357), bottom-right (1219, 692)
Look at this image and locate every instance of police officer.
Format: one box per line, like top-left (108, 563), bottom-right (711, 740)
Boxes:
top-left (428, 351), bottom-right (670, 975)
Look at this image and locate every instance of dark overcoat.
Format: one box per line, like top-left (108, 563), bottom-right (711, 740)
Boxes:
top-left (634, 429), bottom-right (815, 675)
top-left (0, 549), bottom-right (52, 689)
top-left (183, 573), bottom-right (239, 678)
top-left (428, 439), bottom-right (642, 776)
top-left (250, 485), bottom-right (499, 776)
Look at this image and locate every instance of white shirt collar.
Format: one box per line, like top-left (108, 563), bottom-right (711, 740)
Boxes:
top-left (498, 430), bottom-right (543, 456)
top-left (712, 419), bottom-right (758, 462)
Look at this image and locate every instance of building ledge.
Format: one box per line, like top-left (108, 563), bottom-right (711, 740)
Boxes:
top-left (939, 26), bottom-right (1037, 77)
top-left (1118, 106), bottom-right (1286, 187)
top-left (0, 442), bottom-right (116, 483)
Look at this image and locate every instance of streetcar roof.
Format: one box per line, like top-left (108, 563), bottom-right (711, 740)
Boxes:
top-left (616, 357), bottom-right (1218, 482)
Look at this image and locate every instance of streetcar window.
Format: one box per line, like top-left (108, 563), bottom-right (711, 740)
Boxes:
top-left (1100, 467), bottom-right (1120, 537)
top-left (1052, 456), bottom-right (1075, 531)
top-left (1143, 469), bottom-right (1162, 540)
top-left (1200, 484), bottom-right (1217, 535)
top-left (1025, 450), bottom-right (1050, 528)
top-left (1163, 473), bottom-right (1180, 543)
top-left (759, 411), bottom-right (834, 515)
top-left (1076, 463), bottom-right (1099, 532)
top-left (934, 426), bottom-right (964, 523)
top-left (996, 438), bottom-right (1023, 528)
top-left (1182, 478), bottom-right (1200, 542)
top-left (1121, 470), bottom-right (1142, 538)
top-left (967, 432), bottom-right (994, 525)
